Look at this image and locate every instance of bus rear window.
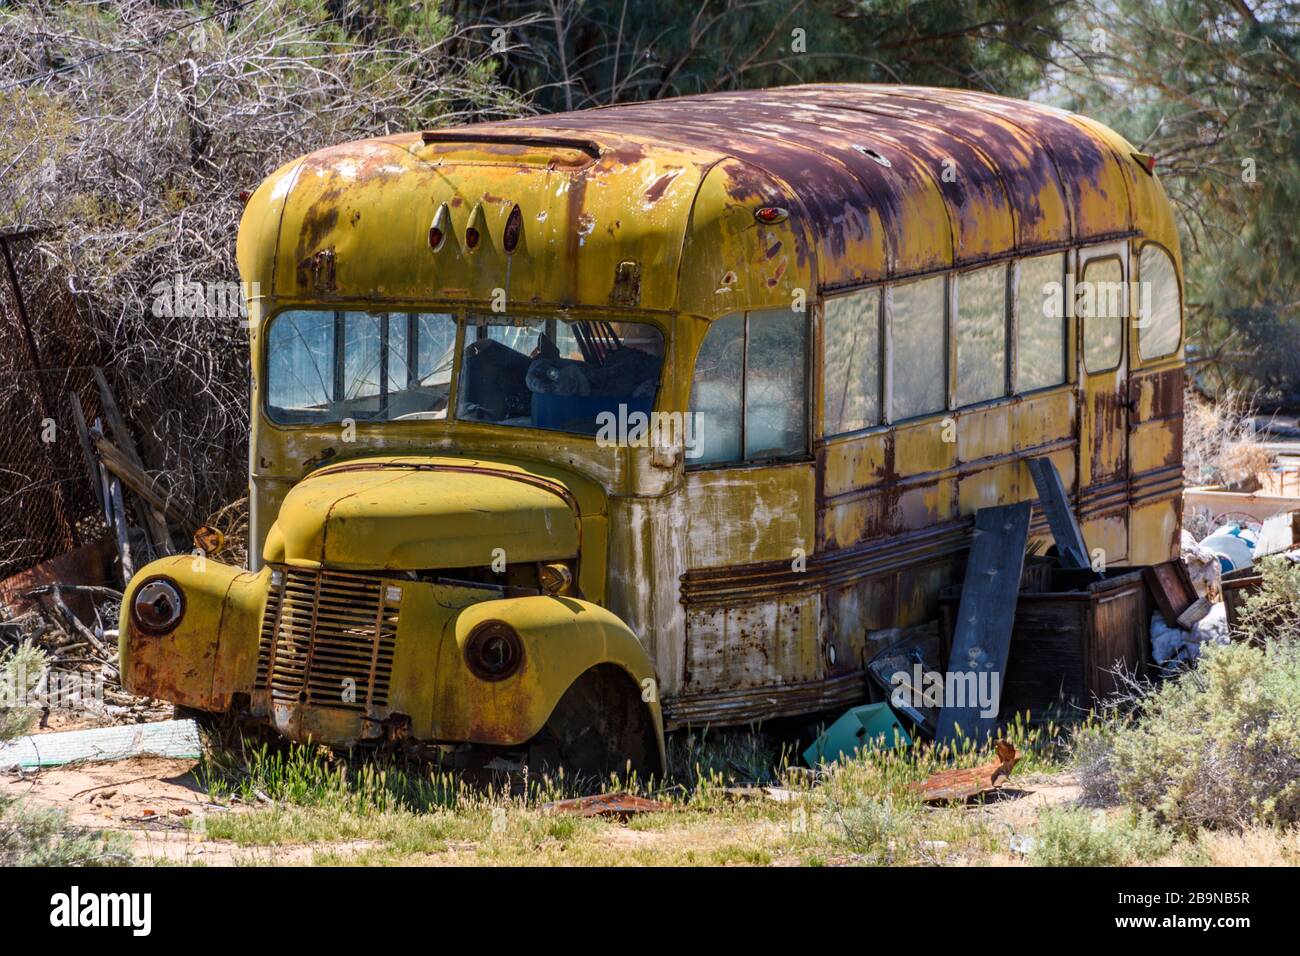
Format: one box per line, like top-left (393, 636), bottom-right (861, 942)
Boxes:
top-left (456, 315), bottom-right (663, 435)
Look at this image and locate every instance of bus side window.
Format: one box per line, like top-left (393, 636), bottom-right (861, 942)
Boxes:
top-left (823, 289), bottom-right (881, 436)
top-left (688, 309), bottom-right (808, 466)
top-left (688, 313), bottom-right (745, 465)
top-left (890, 275), bottom-right (947, 420)
top-left (1016, 252), bottom-right (1068, 391)
top-left (745, 309), bottom-right (808, 459)
top-left (1137, 244), bottom-right (1181, 360)
top-left (954, 264), bottom-right (1008, 406)
top-left (1081, 257), bottom-right (1125, 373)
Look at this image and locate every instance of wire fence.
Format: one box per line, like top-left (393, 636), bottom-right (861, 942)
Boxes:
top-left (0, 229), bottom-right (108, 579)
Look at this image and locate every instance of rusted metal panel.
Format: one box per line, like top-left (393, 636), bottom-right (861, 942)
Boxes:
top-left (683, 464), bottom-right (815, 568)
top-left (682, 594), bottom-right (820, 695)
top-left (821, 430), bottom-right (892, 498)
top-left (957, 461), bottom-right (1020, 515)
top-left (267, 132), bottom-right (715, 313)
top-left (677, 93), bottom-right (1016, 265)
top-left (1129, 367), bottom-right (1183, 478)
top-left (806, 87), bottom-right (1074, 249)
top-left (677, 158), bottom-right (824, 313)
top-left (1013, 388), bottom-right (1076, 450)
top-left (823, 572), bottom-right (898, 680)
top-left (682, 520), bottom-right (972, 609)
top-left (912, 741), bottom-right (1019, 803)
top-left (955, 403), bottom-right (1015, 463)
top-left (897, 87), bottom-right (1133, 241)
top-left (543, 793), bottom-right (670, 818)
top-left (663, 668), bottom-right (865, 728)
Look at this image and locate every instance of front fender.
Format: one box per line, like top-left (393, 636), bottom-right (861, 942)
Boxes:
top-left (434, 596), bottom-right (663, 757)
top-left (118, 557), bottom-right (266, 711)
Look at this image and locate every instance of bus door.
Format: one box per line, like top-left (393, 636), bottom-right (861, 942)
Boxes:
top-left (1075, 241), bottom-right (1131, 566)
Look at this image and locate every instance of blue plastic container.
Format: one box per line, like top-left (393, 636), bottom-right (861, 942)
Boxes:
top-left (802, 702), bottom-right (912, 767)
top-left (530, 392), bottom-right (652, 433)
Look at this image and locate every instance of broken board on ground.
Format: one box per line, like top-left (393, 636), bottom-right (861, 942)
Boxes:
top-left (0, 719), bottom-right (201, 770)
top-left (935, 502), bottom-right (1032, 746)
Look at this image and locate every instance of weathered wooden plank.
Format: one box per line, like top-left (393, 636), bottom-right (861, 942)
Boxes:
top-left (93, 366), bottom-right (172, 557)
top-left (936, 502), bottom-right (1031, 745)
top-left (105, 469), bottom-right (134, 582)
top-left (1027, 456), bottom-right (1089, 569)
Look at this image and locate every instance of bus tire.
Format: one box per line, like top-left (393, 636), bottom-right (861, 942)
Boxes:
top-left (527, 664), bottom-right (660, 785)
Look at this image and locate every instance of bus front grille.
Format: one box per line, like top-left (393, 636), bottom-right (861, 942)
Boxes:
top-left (255, 566), bottom-right (401, 712)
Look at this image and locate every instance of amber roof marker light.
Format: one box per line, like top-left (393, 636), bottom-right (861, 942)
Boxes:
top-left (428, 202), bottom-right (450, 251)
top-left (503, 204), bottom-right (523, 253)
top-left (465, 202), bottom-right (485, 251)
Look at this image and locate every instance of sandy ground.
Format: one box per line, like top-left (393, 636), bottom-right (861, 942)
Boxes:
top-left (1, 755), bottom-right (244, 863)
top-left (2, 750), bottom-right (1084, 866)
top-left (1, 754), bottom-right (392, 864)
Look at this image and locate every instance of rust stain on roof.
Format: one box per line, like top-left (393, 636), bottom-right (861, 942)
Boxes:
top-left (245, 84), bottom-right (1168, 314)
top-left (475, 84), bottom-right (1147, 288)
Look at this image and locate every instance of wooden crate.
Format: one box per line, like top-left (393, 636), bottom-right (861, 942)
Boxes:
top-left (1221, 566), bottom-right (1263, 637)
top-left (941, 568), bottom-right (1151, 721)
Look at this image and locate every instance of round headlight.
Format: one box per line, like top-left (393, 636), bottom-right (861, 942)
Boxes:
top-left (131, 577), bottom-right (185, 635)
top-left (464, 621), bottom-right (524, 682)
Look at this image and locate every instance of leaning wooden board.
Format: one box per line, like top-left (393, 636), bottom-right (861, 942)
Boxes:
top-left (936, 502), bottom-right (1032, 745)
top-left (1027, 457), bottom-right (1089, 569)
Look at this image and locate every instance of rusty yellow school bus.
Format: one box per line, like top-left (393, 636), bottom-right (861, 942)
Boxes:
top-left (119, 84), bottom-right (1184, 775)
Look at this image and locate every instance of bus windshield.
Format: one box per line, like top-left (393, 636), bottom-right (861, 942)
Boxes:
top-left (265, 309), bottom-right (664, 436)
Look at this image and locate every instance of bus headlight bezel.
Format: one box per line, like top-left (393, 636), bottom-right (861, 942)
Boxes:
top-left (130, 576), bottom-right (186, 636)
top-left (464, 620), bottom-right (524, 682)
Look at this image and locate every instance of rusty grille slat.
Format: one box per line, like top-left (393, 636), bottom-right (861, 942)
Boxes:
top-left (254, 566), bottom-right (401, 712)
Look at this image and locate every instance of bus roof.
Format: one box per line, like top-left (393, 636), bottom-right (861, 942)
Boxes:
top-left (238, 84), bottom-right (1177, 318)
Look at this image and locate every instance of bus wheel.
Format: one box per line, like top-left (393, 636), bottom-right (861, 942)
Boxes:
top-left (527, 665), bottom-right (658, 785)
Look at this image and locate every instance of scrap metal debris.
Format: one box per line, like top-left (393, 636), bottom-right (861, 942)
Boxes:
top-left (911, 741), bottom-right (1020, 804)
top-left (542, 792), bottom-right (670, 819)
top-left (864, 624), bottom-right (941, 737)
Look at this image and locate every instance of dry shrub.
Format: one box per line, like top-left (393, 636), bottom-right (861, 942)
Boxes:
top-left (1183, 385), bottom-right (1273, 491)
top-left (1193, 824), bottom-right (1300, 866)
top-left (1029, 807), bottom-right (1172, 866)
top-left (1075, 562), bottom-right (1300, 833)
top-left (0, 1), bottom-right (528, 527)
top-left (0, 641), bottom-right (46, 743)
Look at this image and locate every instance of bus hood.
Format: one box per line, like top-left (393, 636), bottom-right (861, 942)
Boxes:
top-left (263, 456), bottom-right (590, 570)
